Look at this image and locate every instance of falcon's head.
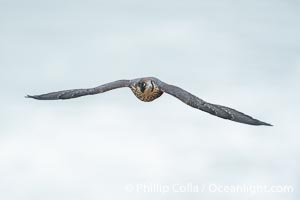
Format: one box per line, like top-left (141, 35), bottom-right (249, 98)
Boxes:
top-left (137, 79), bottom-right (154, 93)
top-left (130, 79), bottom-right (163, 102)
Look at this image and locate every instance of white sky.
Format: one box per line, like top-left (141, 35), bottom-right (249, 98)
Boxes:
top-left (0, 0), bottom-right (299, 199)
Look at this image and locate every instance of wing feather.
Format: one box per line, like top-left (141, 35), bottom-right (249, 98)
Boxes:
top-left (26, 80), bottom-right (130, 100)
top-left (159, 82), bottom-right (272, 126)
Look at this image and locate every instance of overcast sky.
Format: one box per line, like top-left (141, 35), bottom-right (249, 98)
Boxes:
top-left (0, 0), bottom-right (299, 199)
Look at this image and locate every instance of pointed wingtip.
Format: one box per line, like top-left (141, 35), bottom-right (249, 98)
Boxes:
top-left (264, 123), bottom-right (273, 127)
top-left (25, 95), bottom-right (38, 99)
top-left (259, 121), bottom-right (273, 126)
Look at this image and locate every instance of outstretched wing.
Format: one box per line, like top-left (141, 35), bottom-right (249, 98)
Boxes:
top-left (159, 82), bottom-right (272, 126)
top-left (26, 80), bottom-right (130, 100)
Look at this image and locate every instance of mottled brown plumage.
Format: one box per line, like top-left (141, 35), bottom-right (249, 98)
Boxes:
top-left (130, 79), bottom-right (163, 102)
top-left (26, 77), bottom-right (272, 126)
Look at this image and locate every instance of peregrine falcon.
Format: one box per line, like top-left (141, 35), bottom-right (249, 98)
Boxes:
top-left (26, 77), bottom-right (272, 126)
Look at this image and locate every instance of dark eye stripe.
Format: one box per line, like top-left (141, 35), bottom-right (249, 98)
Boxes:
top-left (150, 81), bottom-right (154, 92)
top-left (140, 83), bottom-right (146, 93)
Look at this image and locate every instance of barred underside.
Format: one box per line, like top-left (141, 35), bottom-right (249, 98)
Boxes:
top-left (130, 86), bottom-right (163, 102)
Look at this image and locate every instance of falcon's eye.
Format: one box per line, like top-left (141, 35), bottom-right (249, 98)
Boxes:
top-left (142, 82), bottom-right (146, 87)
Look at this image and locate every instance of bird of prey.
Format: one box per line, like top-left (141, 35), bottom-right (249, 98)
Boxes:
top-left (26, 77), bottom-right (272, 126)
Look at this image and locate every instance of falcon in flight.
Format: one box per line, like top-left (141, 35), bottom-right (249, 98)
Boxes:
top-left (27, 77), bottom-right (272, 126)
